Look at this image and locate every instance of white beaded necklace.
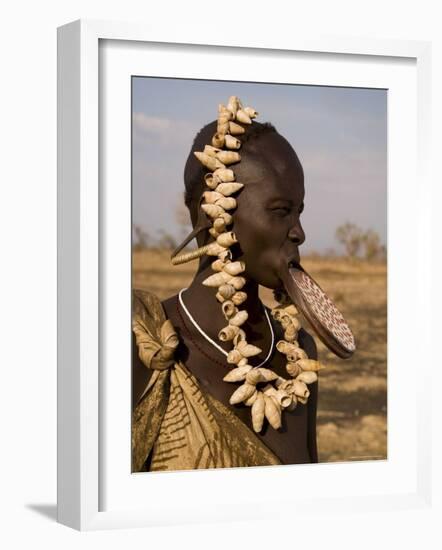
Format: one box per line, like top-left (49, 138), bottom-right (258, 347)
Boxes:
top-left (178, 287), bottom-right (275, 368)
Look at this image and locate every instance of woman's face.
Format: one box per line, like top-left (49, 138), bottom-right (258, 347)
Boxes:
top-left (232, 131), bottom-right (305, 289)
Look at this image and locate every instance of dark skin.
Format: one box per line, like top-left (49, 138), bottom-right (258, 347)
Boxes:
top-left (133, 131), bottom-right (318, 464)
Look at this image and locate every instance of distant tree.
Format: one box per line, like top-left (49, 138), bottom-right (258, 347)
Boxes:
top-left (157, 229), bottom-right (177, 250)
top-left (133, 225), bottom-right (150, 250)
top-left (362, 229), bottom-right (382, 261)
top-left (335, 223), bottom-right (364, 258)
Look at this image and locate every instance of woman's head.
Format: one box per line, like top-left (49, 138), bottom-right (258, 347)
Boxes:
top-left (183, 119), bottom-right (306, 289)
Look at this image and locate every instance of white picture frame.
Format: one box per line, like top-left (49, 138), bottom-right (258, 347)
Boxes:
top-left (57, 19), bottom-right (433, 531)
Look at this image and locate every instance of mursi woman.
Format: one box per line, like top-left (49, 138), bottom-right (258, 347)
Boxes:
top-left (131, 96), bottom-right (355, 472)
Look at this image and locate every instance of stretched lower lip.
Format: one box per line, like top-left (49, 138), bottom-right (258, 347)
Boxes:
top-left (276, 258), bottom-right (301, 294)
top-left (288, 260), bottom-right (302, 271)
top-left (275, 258), bottom-right (301, 289)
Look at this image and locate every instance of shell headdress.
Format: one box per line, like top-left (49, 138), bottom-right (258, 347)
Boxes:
top-left (171, 96), bottom-right (324, 433)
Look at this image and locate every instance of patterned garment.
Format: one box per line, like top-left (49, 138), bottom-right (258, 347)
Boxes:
top-left (132, 289), bottom-right (281, 472)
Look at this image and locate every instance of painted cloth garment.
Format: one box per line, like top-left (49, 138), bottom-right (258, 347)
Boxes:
top-left (132, 289), bottom-right (281, 472)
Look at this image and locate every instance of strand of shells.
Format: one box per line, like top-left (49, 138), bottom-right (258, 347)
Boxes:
top-left (193, 96), bottom-right (322, 433)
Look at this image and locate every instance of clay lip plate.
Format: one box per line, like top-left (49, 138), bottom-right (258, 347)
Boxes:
top-left (282, 262), bottom-right (356, 359)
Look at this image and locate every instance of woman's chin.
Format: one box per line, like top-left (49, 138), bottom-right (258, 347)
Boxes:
top-left (250, 275), bottom-right (281, 291)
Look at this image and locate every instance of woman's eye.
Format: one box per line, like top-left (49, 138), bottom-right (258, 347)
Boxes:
top-left (272, 207), bottom-right (291, 216)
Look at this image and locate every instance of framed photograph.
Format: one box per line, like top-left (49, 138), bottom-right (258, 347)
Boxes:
top-left (57, 19), bottom-right (432, 530)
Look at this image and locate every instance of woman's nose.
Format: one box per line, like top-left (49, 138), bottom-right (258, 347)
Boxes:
top-left (288, 221), bottom-right (305, 246)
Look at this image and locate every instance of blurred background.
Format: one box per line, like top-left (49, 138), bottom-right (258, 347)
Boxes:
top-left (132, 77), bottom-right (387, 463)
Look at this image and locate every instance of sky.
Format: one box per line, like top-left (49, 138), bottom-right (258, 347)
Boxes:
top-left (132, 77), bottom-right (387, 254)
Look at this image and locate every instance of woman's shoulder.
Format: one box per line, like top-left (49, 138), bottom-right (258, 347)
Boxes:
top-left (160, 293), bottom-right (178, 314)
top-left (133, 287), bottom-right (163, 312)
top-left (132, 288), bottom-right (171, 338)
top-left (133, 288), bottom-right (179, 316)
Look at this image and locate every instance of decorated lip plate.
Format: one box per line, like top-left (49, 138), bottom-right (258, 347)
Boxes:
top-left (286, 264), bottom-right (356, 359)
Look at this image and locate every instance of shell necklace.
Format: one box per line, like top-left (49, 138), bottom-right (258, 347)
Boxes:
top-left (171, 95), bottom-right (324, 433)
top-left (178, 287), bottom-right (275, 368)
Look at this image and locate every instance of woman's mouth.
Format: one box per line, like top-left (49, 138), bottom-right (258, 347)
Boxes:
top-left (287, 259), bottom-right (302, 271)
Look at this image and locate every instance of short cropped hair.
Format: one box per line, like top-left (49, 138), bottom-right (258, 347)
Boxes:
top-left (183, 120), bottom-right (277, 221)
